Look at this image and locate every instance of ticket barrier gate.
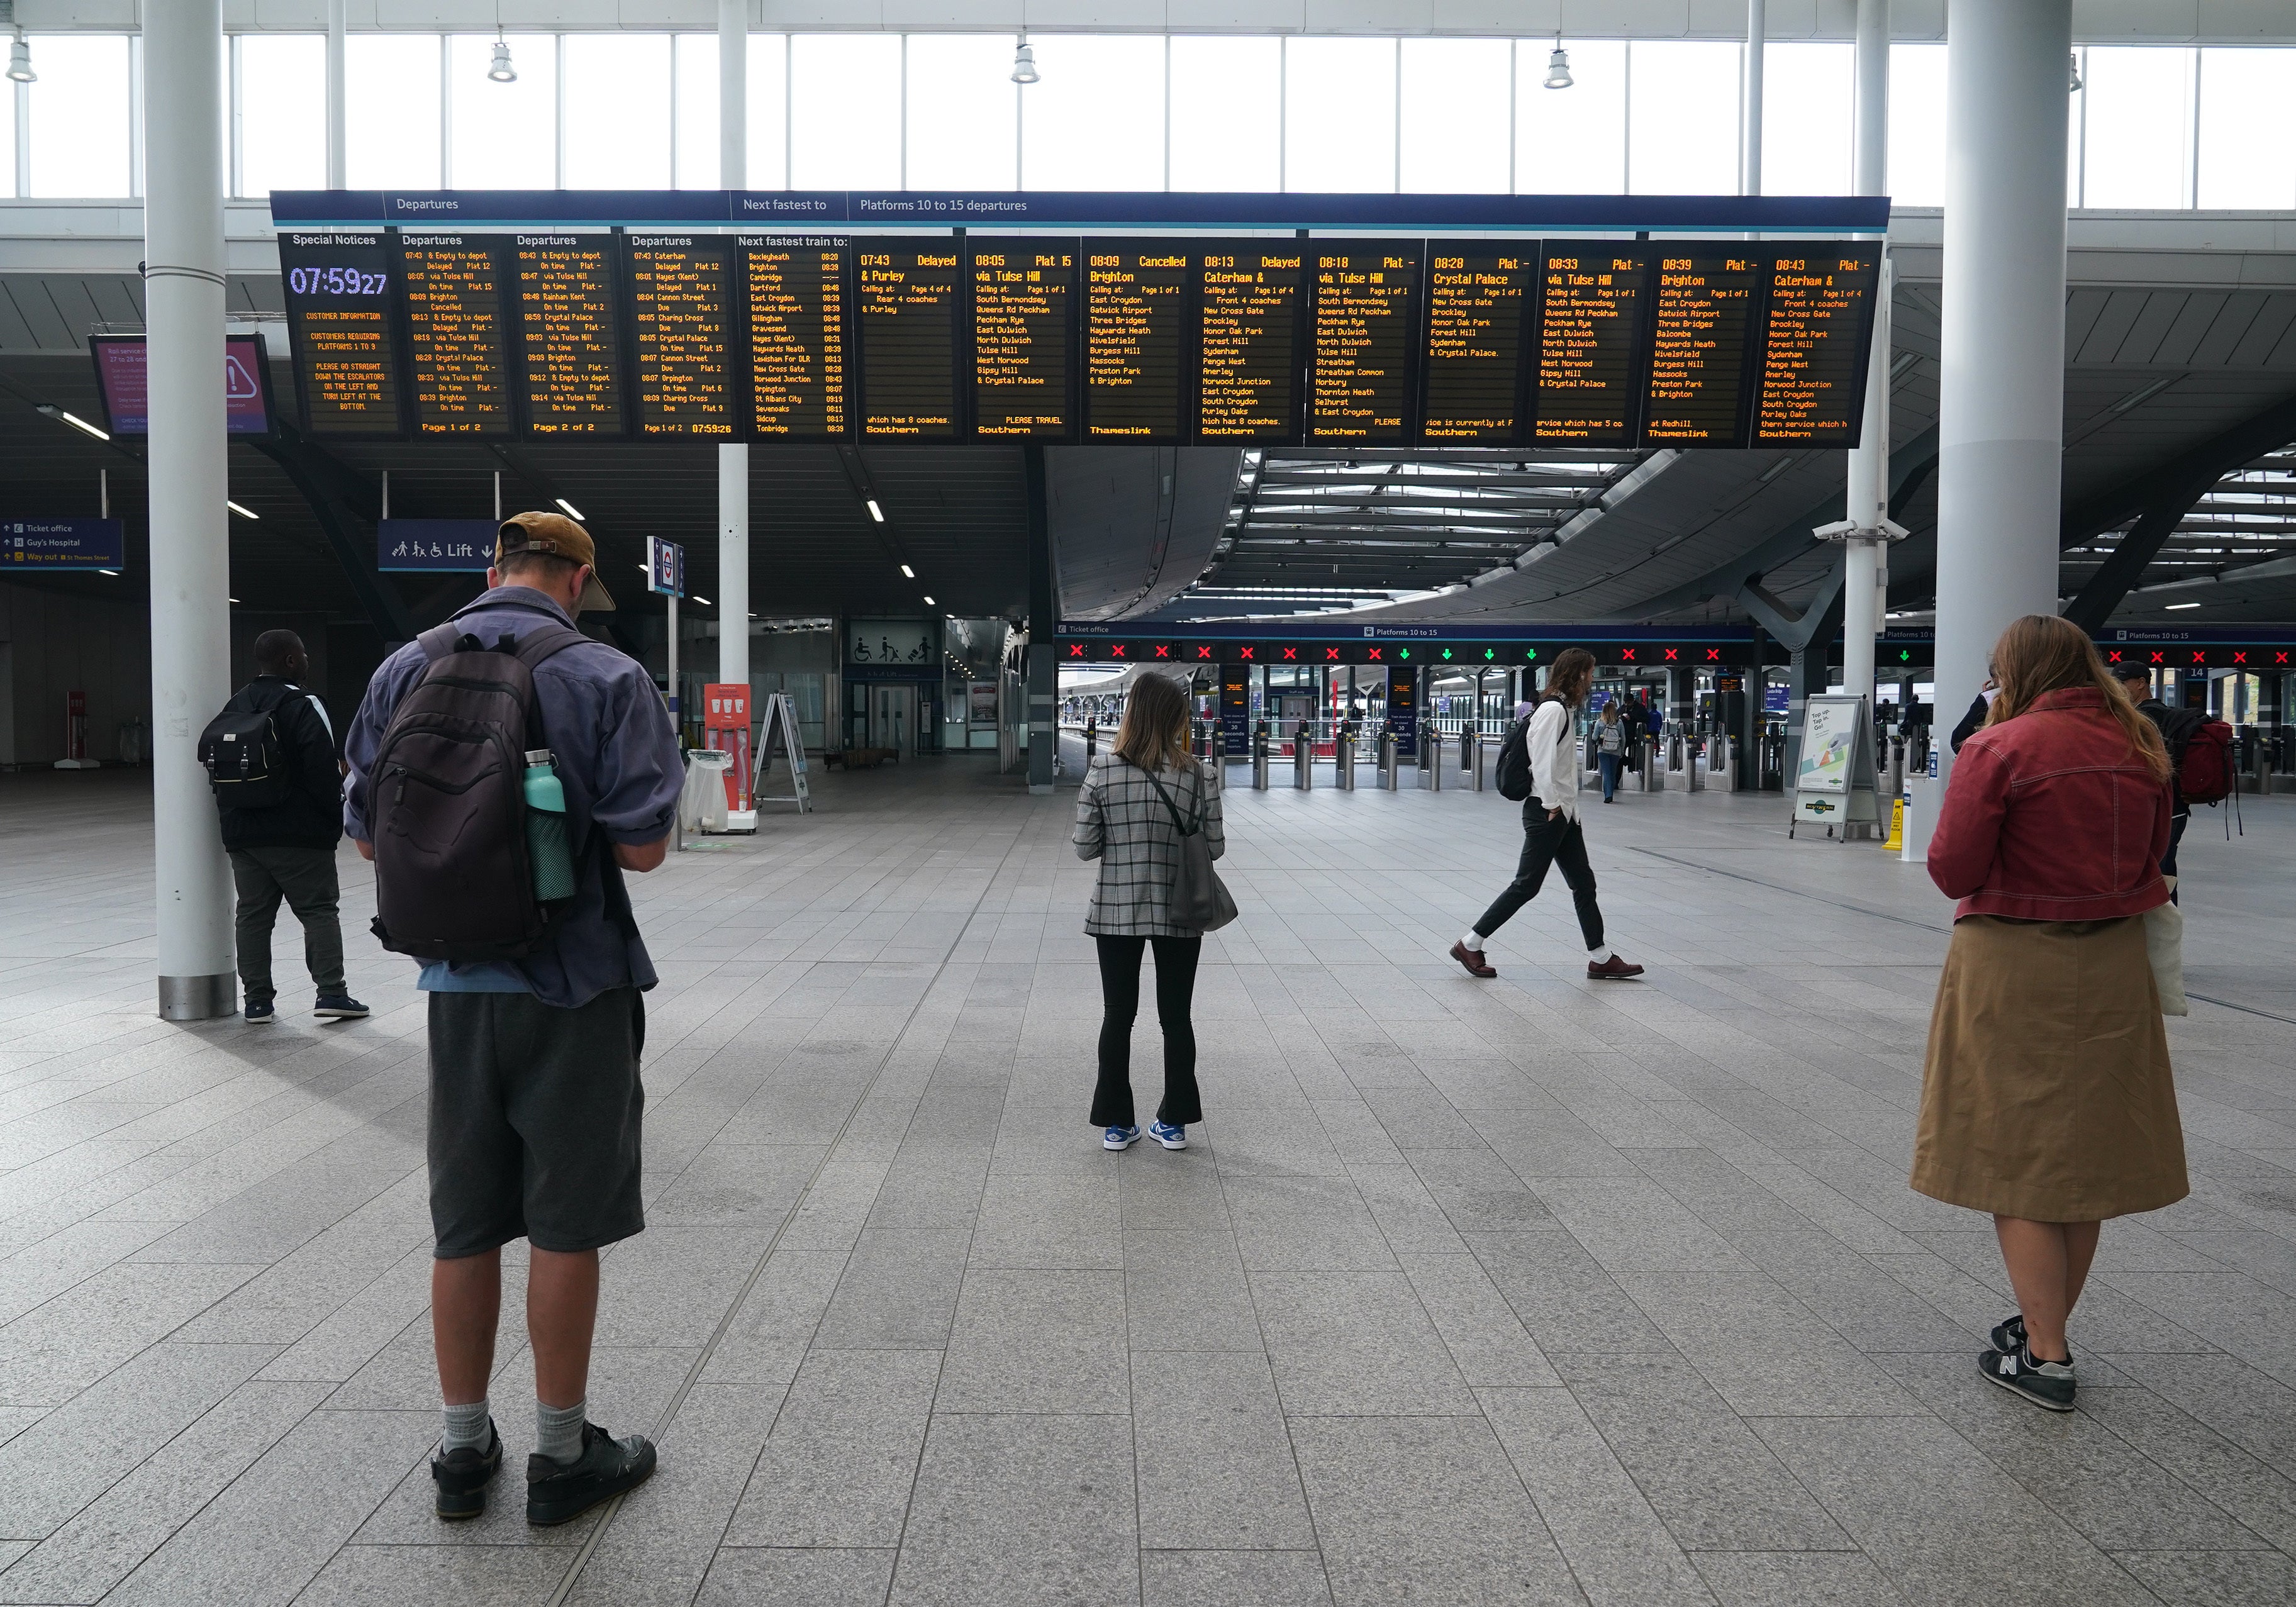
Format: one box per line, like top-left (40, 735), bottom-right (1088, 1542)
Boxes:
top-left (1293, 720), bottom-right (1313, 790)
top-left (1464, 730), bottom-right (1486, 791)
top-left (1252, 723), bottom-right (1271, 790)
top-left (1380, 730), bottom-right (1399, 790)
top-left (1639, 738), bottom-right (1662, 792)
top-left (1420, 730), bottom-right (1446, 790)
top-left (1335, 728), bottom-right (1356, 791)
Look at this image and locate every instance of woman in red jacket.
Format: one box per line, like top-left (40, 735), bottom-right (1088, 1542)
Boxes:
top-left (1912, 613), bottom-right (2183, 1414)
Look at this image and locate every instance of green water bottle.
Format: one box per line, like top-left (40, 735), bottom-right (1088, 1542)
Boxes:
top-left (523, 749), bottom-right (577, 902)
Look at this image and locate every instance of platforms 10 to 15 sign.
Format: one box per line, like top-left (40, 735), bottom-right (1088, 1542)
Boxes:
top-left (278, 230), bottom-right (1880, 450)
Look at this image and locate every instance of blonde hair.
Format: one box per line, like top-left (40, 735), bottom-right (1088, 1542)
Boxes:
top-left (1985, 614), bottom-right (2171, 782)
top-left (1113, 672), bottom-right (1193, 773)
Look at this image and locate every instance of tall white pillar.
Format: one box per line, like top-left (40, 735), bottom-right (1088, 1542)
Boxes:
top-left (325, 0), bottom-right (346, 189)
top-left (717, 1), bottom-right (752, 815)
top-left (1840, 0), bottom-right (1892, 714)
top-left (145, 0), bottom-right (235, 1020)
top-left (1741, 0), bottom-right (1766, 196)
top-left (1935, 0), bottom-right (2070, 778)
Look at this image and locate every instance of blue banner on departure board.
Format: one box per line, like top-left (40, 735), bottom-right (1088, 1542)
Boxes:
top-left (2, 518), bottom-right (124, 570)
top-left (379, 518), bottom-right (496, 572)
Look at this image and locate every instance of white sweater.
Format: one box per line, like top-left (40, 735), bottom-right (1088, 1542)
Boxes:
top-left (1526, 701), bottom-right (1581, 821)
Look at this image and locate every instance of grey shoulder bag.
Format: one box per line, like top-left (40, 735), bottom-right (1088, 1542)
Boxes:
top-left (1138, 762), bottom-right (1238, 933)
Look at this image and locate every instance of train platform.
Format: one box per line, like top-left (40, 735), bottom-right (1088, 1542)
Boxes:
top-left (1, 760), bottom-right (2292, 1605)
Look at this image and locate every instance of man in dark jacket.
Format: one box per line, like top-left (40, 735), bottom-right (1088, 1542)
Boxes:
top-left (221, 630), bottom-right (366, 1022)
top-left (2111, 661), bottom-right (2198, 896)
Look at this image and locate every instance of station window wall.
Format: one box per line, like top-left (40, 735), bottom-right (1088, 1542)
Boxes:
top-left (3, 34), bottom-right (2292, 208)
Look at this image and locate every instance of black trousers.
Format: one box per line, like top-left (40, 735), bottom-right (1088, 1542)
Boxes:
top-left (1473, 804), bottom-right (1605, 950)
top-left (1090, 934), bottom-right (1203, 1128)
top-left (2163, 811), bottom-right (2190, 903)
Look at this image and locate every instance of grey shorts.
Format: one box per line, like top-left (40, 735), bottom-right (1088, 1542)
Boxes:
top-left (426, 987), bottom-right (646, 1259)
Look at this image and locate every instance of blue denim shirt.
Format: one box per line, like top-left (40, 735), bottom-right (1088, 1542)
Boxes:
top-left (343, 588), bottom-right (683, 1009)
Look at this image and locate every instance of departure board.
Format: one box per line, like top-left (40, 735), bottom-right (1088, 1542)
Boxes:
top-left (396, 234), bottom-right (511, 436)
top-left (1308, 243), bottom-right (1422, 446)
top-left (1196, 245), bottom-right (1305, 443)
top-left (515, 235), bottom-right (625, 435)
top-left (1083, 243), bottom-right (1189, 440)
top-left (969, 238), bottom-right (1075, 439)
top-left (857, 245), bottom-right (962, 437)
top-left (1534, 248), bottom-right (1654, 446)
top-left (740, 236), bottom-right (849, 438)
top-left (1753, 248), bottom-right (1881, 447)
top-left (1422, 248), bottom-right (1534, 444)
top-left (1641, 252), bottom-right (1759, 447)
top-left (279, 232), bottom-right (403, 437)
top-left (627, 235), bottom-right (736, 437)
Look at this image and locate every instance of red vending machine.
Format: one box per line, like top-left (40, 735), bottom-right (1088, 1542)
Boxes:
top-left (703, 683), bottom-right (755, 828)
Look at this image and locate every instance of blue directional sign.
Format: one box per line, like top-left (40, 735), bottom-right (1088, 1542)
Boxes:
top-left (646, 536), bottom-right (684, 598)
top-left (2, 518), bottom-right (125, 570)
top-left (378, 518), bottom-right (495, 572)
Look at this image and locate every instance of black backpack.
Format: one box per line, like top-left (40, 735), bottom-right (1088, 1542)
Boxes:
top-left (1495, 706), bottom-right (1539, 801)
top-left (198, 695), bottom-right (290, 810)
top-left (366, 620), bottom-right (586, 963)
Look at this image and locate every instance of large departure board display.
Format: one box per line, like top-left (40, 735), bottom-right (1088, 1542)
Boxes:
top-left (1197, 245), bottom-right (1304, 443)
top-left (1534, 248), bottom-right (1654, 446)
top-left (1641, 252), bottom-right (1759, 447)
top-left (515, 235), bottom-right (625, 435)
top-left (277, 226), bottom-right (1881, 448)
top-left (1083, 243), bottom-right (1188, 441)
top-left (740, 236), bottom-right (849, 438)
top-left (396, 234), bottom-right (511, 436)
top-left (857, 245), bottom-right (962, 437)
top-left (969, 239), bottom-right (1075, 439)
top-left (627, 235), bottom-right (737, 437)
top-left (1422, 248), bottom-right (1534, 443)
top-left (279, 232), bottom-right (404, 437)
top-left (1754, 247), bottom-right (1881, 447)
top-left (1308, 244), bottom-right (1422, 446)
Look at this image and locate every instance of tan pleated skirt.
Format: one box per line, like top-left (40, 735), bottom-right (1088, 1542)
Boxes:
top-left (1911, 913), bottom-right (2187, 1222)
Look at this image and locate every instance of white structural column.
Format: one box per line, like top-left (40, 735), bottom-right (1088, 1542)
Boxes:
top-left (1839, 0), bottom-right (1892, 713)
top-left (1741, 0), bottom-right (1766, 196)
top-left (1934, 0), bottom-right (2071, 775)
top-left (325, 0), bottom-right (346, 189)
top-left (145, 0), bottom-right (236, 1020)
top-left (718, 0), bottom-right (753, 812)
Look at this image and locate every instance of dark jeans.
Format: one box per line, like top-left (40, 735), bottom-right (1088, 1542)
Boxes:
top-left (1473, 804), bottom-right (1605, 950)
top-left (229, 845), bottom-right (346, 1004)
top-left (1598, 752), bottom-right (1622, 801)
top-left (2163, 811), bottom-right (2190, 903)
top-left (1090, 934), bottom-right (1203, 1129)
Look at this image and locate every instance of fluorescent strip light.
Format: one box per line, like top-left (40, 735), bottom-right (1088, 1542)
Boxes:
top-left (693, 595), bottom-right (711, 605)
top-left (99, 568), bottom-right (120, 576)
top-left (923, 595), bottom-right (935, 605)
top-left (555, 498), bottom-right (584, 520)
top-left (226, 501), bottom-right (259, 520)
top-left (901, 565), bottom-right (915, 578)
top-left (60, 410), bottom-right (110, 441)
top-left (2165, 602), bottom-right (2201, 611)
top-left (867, 499), bottom-right (885, 522)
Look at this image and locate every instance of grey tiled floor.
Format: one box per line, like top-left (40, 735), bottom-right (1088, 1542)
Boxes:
top-left (3, 757), bottom-right (2295, 1606)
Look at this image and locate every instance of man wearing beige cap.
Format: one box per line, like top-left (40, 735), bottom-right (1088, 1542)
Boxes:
top-left (343, 511), bottom-right (684, 1526)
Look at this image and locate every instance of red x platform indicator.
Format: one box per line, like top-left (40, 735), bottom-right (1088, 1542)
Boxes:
top-left (1620, 648), bottom-right (1636, 660)
top-left (1196, 647), bottom-right (1214, 659)
top-left (1325, 648), bottom-right (1340, 660)
top-left (2106, 650), bottom-right (2122, 662)
top-left (2193, 651), bottom-right (2207, 664)
top-left (1706, 649), bottom-right (1722, 661)
top-left (1067, 644), bottom-right (1085, 657)
top-left (2233, 652), bottom-right (2248, 664)
top-left (1282, 647), bottom-right (1298, 660)
top-left (2150, 652), bottom-right (2165, 663)
top-left (1240, 647), bottom-right (1254, 659)
top-left (1663, 648), bottom-right (1679, 660)
top-left (1111, 645), bottom-right (1127, 657)
top-left (2277, 652), bottom-right (2290, 665)
top-left (1154, 645), bottom-right (1171, 657)
top-left (1368, 648), bottom-right (1383, 660)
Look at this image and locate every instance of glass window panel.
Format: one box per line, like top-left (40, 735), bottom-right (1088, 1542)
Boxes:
top-left (564, 33), bottom-right (671, 189)
top-left (27, 35), bottom-right (132, 197)
top-left (675, 33), bottom-right (718, 188)
top-left (1020, 34), bottom-right (1162, 192)
top-left (240, 35), bottom-right (326, 199)
top-left (1887, 42), bottom-right (1944, 206)
top-left (790, 33), bottom-right (900, 189)
top-left (2070, 53), bottom-right (2084, 207)
top-left (1, 82), bottom-right (14, 197)
top-left (1400, 38), bottom-right (1510, 194)
top-left (1761, 42), bottom-right (1851, 196)
top-left (1170, 35), bottom-right (1279, 192)
top-left (1285, 36), bottom-right (1396, 192)
top-left (1517, 37), bottom-right (1625, 194)
top-left (2083, 47), bottom-right (2193, 209)
top-left (749, 33), bottom-right (788, 189)
top-left (906, 34), bottom-right (1015, 190)
top-left (1627, 40), bottom-right (1740, 195)
top-left (347, 33), bottom-right (440, 189)
top-left (446, 33), bottom-right (555, 191)
top-left (2197, 48), bottom-right (2296, 209)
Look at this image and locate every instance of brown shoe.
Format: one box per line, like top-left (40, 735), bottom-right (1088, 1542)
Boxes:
top-left (1586, 955), bottom-right (1645, 981)
top-left (1449, 940), bottom-right (1497, 978)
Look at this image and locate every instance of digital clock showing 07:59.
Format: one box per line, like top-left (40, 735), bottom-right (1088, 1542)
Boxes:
top-left (287, 265), bottom-right (389, 296)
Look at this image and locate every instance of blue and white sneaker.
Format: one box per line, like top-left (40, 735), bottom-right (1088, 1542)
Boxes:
top-left (1103, 1125), bottom-right (1140, 1151)
top-left (1149, 1120), bottom-right (1188, 1151)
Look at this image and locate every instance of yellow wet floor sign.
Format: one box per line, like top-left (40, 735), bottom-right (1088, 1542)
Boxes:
top-left (1881, 796), bottom-right (1904, 852)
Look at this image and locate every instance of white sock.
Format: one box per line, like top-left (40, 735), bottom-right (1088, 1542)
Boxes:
top-left (1460, 931), bottom-right (1484, 951)
top-left (441, 1398), bottom-right (491, 1454)
top-left (1588, 945), bottom-right (1613, 963)
top-left (537, 1398), bottom-right (587, 1466)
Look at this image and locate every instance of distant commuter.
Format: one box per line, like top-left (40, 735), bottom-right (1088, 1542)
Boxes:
top-left (206, 629), bottom-right (366, 1023)
top-left (1450, 648), bottom-right (1644, 982)
top-left (1593, 702), bottom-right (1627, 803)
top-left (2110, 662), bottom-right (2198, 898)
top-left (1948, 676), bottom-right (1997, 753)
top-left (1913, 614), bottom-right (2183, 1414)
top-left (1074, 670), bottom-right (1224, 1154)
top-left (343, 513), bottom-right (681, 1525)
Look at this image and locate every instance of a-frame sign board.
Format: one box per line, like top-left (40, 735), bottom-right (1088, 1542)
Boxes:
top-left (753, 691), bottom-right (813, 815)
top-left (1790, 693), bottom-right (1881, 840)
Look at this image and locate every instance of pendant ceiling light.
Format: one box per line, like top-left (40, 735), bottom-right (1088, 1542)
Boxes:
top-left (1542, 35), bottom-right (1572, 91)
top-left (6, 32), bottom-right (35, 85)
top-left (489, 32), bottom-right (518, 84)
top-left (1011, 33), bottom-right (1039, 86)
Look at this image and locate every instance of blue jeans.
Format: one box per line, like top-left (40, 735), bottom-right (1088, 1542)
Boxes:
top-left (1598, 752), bottom-right (1622, 801)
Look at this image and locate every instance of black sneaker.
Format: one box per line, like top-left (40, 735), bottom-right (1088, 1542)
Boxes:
top-left (244, 999), bottom-right (275, 1023)
top-left (1981, 1343), bottom-right (2076, 1412)
top-left (314, 994), bottom-right (370, 1020)
top-left (525, 1421), bottom-right (657, 1526)
top-left (1990, 1313), bottom-right (2027, 1354)
top-left (431, 1420), bottom-right (502, 1520)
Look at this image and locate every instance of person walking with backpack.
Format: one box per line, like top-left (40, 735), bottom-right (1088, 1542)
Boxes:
top-left (343, 513), bottom-right (682, 1526)
top-left (1073, 670), bottom-right (1224, 1154)
top-left (1450, 647), bottom-right (1644, 982)
top-left (1913, 615), bottom-right (2183, 1413)
top-left (1593, 702), bottom-right (1627, 803)
top-left (202, 629), bottom-right (367, 1023)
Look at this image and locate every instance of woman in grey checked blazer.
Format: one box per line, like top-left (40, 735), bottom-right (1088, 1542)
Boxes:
top-left (1073, 671), bottom-right (1225, 1154)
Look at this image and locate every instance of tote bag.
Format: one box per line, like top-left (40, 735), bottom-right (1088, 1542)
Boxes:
top-left (1140, 763), bottom-right (1238, 932)
top-left (2146, 876), bottom-right (2188, 1017)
